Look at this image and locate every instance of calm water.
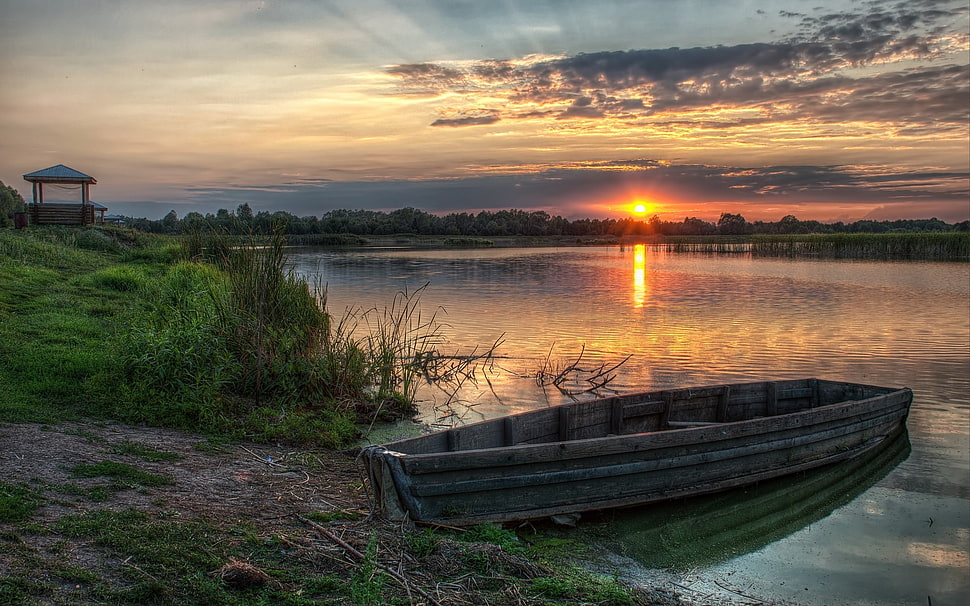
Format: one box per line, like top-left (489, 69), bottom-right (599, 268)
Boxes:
top-left (291, 246), bottom-right (969, 606)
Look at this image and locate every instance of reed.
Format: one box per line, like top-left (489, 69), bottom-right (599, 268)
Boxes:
top-left (751, 232), bottom-right (970, 260)
top-left (649, 235), bottom-right (751, 254)
top-left (362, 283), bottom-right (445, 402)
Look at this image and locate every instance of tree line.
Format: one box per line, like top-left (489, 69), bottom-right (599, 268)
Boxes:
top-left (2, 177), bottom-right (965, 236)
top-left (125, 204), bottom-right (970, 237)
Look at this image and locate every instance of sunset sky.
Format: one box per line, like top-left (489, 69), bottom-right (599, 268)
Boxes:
top-left (2, 0), bottom-right (968, 222)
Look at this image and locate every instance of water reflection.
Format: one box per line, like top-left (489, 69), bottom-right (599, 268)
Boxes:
top-left (585, 430), bottom-right (912, 570)
top-left (632, 244), bottom-right (647, 308)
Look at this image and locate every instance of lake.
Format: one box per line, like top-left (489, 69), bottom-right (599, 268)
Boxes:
top-left (290, 245), bottom-right (969, 606)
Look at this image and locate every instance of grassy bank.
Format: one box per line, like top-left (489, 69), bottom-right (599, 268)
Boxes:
top-left (1, 226), bottom-right (660, 605)
top-left (0, 226), bottom-right (434, 445)
top-left (0, 227), bottom-right (175, 424)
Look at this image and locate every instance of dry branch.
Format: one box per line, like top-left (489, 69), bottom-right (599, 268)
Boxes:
top-left (296, 514), bottom-right (444, 606)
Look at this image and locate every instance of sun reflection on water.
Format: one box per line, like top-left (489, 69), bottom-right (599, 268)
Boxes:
top-left (632, 243), bottom-right (647, 308)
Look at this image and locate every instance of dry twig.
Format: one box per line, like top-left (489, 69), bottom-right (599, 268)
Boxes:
top-left (296, 514), bottom-right (444, 606)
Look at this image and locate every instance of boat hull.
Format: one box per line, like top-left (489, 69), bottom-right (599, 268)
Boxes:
top-left (362, 379), bottom-right (912, 525)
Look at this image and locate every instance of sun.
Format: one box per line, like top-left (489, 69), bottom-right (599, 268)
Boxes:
top-left (632, 200), bottom-right (654, 216)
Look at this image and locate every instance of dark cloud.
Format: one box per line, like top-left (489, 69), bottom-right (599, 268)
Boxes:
top-left (385, 1), bottom-right (968, 130)
top-left (431, 112), bottom-right (501, 127)
top-left (790, 1), bottom-right (962, 42)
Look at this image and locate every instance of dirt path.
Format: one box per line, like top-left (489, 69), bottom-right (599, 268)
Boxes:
top-left (0, 421), bottom-right (364, 527)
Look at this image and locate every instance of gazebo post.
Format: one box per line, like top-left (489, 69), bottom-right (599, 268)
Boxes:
top-left (81, 182), bottom-right (89, 224)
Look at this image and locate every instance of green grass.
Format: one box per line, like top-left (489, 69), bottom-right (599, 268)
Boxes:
top-left (0, 481), bottom-right (44, 522)
top-left (2, 489), bottom-right (645, 606)
top-left (0, 233), bottom-right (131, 423)
top-left (529, 569), bottom-right (634, 605)
top-left (1, 507), bottom-right (363, 605)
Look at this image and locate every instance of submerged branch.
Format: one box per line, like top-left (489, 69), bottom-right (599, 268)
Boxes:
top-left (535, 343), bottom-right (632, 397)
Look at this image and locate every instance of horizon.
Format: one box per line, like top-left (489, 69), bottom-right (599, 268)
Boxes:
top-left (129, 202), bottom-right (966, 228)
top-left (2, 1), bottom-right (968, 223)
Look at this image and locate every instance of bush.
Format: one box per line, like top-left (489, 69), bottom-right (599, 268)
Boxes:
top-left (115, 229), bottom-right (438, 446)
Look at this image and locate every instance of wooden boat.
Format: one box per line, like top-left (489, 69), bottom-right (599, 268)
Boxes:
top-left (361, 378), bottom-right (912, 525)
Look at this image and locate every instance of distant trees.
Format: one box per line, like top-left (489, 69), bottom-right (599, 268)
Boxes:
top-left (716, 213), bottom-right (750, 235)
top-left (119, 205), bottom-right (969, 239)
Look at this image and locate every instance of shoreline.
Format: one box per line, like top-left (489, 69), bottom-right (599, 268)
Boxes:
top-left (286, 232), bottom-right (970, 261)
top-left (2, 420), bottom-right (724, 605)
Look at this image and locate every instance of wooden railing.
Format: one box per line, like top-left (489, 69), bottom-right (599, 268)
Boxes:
top-left (28, 203), bottom-right (95, 226)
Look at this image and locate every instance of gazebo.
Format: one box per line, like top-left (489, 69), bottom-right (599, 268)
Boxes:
top-left (22, 164), bottom-right (99, 226)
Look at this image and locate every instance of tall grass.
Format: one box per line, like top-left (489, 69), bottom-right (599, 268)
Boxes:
top-left (121, 261), bottom-right (238, 428)
top-left (358, 283), bottom-right (447, 418)
top-left (211, 232), bottom-right (329, 406)
top-left (119, 228), bottom-right (451, 445)
top-left (751, 232), bottom-right (970, 260)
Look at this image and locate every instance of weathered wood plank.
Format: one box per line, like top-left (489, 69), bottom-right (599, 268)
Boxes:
top-left (667, 420), bottom-right (720, 427)
top-left (661, 391), bottom-right (674, 427)
top-left (405, 407), bottom-right (906, 495)
top-left (416, 436), bottom-right (895, 525)
top-left (717, 385), bottom-right (730, 421)
top-left (28, 203), bottom-right (95, 226)
top-left (610, 399), bottom-right (623, 435)
top-left (504, 416), bottom-right (517, 446)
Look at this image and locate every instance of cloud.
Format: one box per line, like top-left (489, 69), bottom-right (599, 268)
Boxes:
top-left (431, 112), bottom-right (501, 127)
top-left (384, 1), bottom-right (968, 132)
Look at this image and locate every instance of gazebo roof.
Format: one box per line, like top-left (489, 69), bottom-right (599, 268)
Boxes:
top-left (23, 164), bottom-right (97, 184)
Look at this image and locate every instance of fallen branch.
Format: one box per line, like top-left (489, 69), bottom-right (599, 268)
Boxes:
top-left (296, 515), bottom-right (443, 606)
top-left (535, 343), bottom-right (632, 396)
